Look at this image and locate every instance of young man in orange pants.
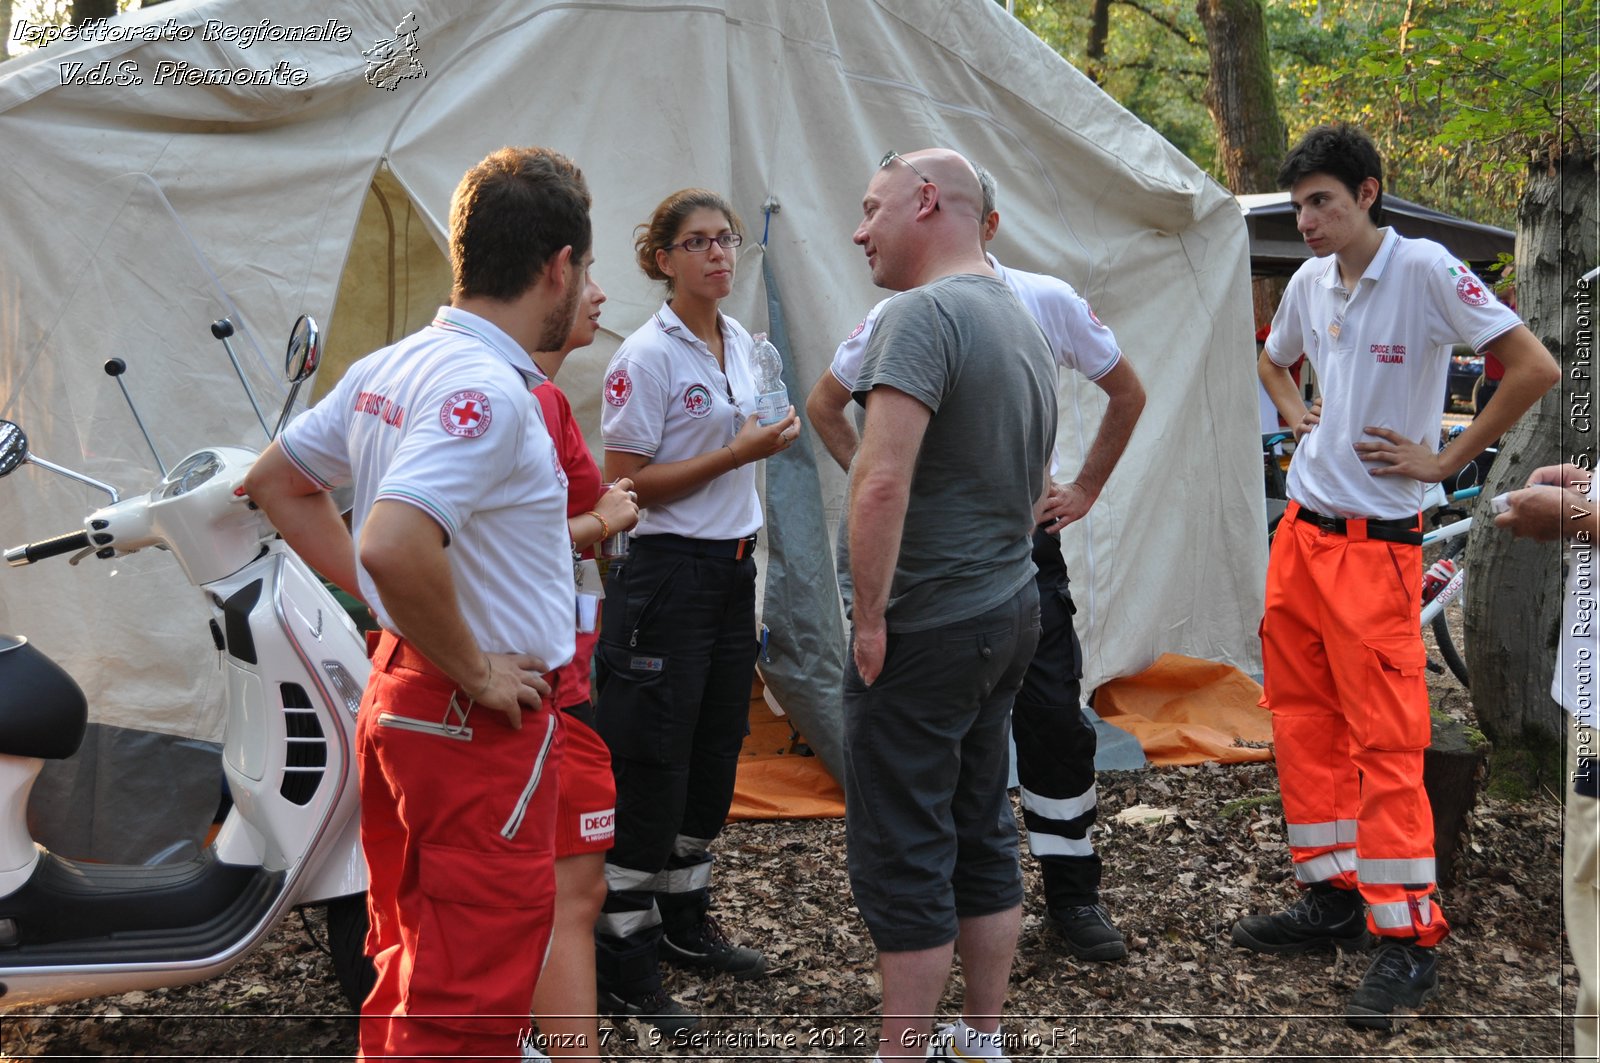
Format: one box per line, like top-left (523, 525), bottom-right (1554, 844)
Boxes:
top-left (1240, 124), bottom-right (1559, 1029)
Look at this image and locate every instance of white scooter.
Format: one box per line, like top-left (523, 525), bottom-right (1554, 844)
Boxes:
top-left (0, 317), bottom-right (372, 1010)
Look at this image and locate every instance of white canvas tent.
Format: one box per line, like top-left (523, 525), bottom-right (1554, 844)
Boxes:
top-left (0, 0), bottom-right (1264, 861)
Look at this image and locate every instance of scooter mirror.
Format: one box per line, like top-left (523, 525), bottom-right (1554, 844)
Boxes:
top-left (285, 315), bottom-right (321, 384)
top-left (272, 316), bottom-right (323, 440)
top-left (0, 421), bottom-right (28, 477)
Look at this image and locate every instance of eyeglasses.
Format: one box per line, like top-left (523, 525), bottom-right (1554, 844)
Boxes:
top-left (665, 232), bottom-right (744, 253)
top-left (879, 151), bottom-right (940, 211)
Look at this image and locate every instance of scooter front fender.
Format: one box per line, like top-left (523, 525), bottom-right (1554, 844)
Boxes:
top-left (293, 807), bottom-right (365, 904)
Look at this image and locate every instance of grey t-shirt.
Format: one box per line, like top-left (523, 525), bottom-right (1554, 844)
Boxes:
top-left (850, 273), bottom-right (1057, 632)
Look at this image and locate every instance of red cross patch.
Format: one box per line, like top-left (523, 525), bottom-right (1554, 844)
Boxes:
top-left (605, 368), bottom-right (633, 407)
top-left (1455, 275), bottom-right (1488, 307)
top-left (439, 390), bottom-right (492, 438)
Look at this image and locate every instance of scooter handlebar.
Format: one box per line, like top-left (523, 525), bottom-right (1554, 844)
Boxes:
top-left (5, 529), bottom-right (92, 567)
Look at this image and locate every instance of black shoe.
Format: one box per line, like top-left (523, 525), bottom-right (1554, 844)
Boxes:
top-left (661, 913), bottom-right (768, 980)
top-left (597, 986), bottom-right (700, 1036)
top-left (1231, 883), bottom-right (1371, 954)
top-left (1346, 940), bottom-right (1440, 1030)
top-left (1048, 903), bottom-right (1128, 961)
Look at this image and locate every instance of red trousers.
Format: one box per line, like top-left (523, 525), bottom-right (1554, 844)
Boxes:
top-left (1260, 503), bottom-right (1449, 947)
top-left (357, 632), bottom-right (562, 1060)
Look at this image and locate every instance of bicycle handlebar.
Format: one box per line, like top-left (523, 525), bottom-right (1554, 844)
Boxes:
top-left (4, 529), bottom-right (92, 567)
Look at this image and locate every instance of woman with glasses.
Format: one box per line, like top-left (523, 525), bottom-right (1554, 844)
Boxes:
top-left (593, 188), bottom-right (799, 1032)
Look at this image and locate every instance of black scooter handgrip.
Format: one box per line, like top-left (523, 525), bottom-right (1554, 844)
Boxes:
top-left (5, 529), bottom-right (91, 566)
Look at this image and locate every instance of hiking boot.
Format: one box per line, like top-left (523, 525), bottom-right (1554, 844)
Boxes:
top-left (1346, 940), bottom-right (1440, 1030)
top-left (927, 1022), bottom-right (1011, 1062)
top-left (1047, 903), bottom-right (1128, 961)
top-left (597, 986), bottom-right (700, 1036)
top-left (661, 913), bottom-right (768, 980)
top-left (1231, 883), bottom-right (1370, 954)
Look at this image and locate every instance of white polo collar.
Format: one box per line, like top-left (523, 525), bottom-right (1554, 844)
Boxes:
top-left (653, 302), bottom-right (732, 350)
top-left (1316, 227), bottom-right (1400, 293)
top-left (430, 305), bottom-right (548, 389)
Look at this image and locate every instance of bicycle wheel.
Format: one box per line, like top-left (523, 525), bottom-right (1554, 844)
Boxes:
top-left (1422, 537), bottom-right (1469, 688)
top-left (1431, 608), bottom-right (1469, 688)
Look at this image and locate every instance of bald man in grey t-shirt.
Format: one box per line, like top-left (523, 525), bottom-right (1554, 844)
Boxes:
top-left (844, 148), bottom-right (1055, 1062)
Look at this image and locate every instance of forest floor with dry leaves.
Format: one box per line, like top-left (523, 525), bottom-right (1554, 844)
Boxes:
top-left (2, 617), bottom-right (1579, 1061)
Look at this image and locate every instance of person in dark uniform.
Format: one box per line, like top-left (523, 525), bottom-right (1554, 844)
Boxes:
top-left (592, 188), bottom-right (799, 1032)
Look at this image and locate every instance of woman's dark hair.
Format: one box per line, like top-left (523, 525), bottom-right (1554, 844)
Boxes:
top-left (633, 189), bottom-right (744, 296)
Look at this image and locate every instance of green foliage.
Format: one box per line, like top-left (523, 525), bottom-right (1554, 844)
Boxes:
top-left (1354, 0), bottom-right (1592, 161)
top-left (1009, 0), bottom-right (1091, 59)
top-left (1011, 0), bottom-right (1218, 171)
top-left (1297, 0), bottom-right (1595, 219)
top-left (1002, 0), bottom-right (1588, 225)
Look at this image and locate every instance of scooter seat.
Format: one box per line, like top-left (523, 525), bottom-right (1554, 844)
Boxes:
top-left (0, 636), bottom-right (88, 760)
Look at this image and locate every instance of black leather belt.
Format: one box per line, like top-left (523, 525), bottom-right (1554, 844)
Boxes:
top-left (634, 532), bottom-right (758, 560)
top-left (1289, 502), bottom-right (1423, 545)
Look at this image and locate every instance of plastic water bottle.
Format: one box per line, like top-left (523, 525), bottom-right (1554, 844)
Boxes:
top-left (1421, 558), bottom-right (1458, 604)
top-left (751, 332), bottom-right (789, 426)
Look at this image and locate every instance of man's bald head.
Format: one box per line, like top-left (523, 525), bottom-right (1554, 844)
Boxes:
top-left (900, 149), bottom-right (983, 222)
top-left (854, 147), bottom-right (991, 291)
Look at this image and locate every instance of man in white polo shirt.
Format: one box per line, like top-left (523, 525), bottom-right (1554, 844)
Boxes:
top-left (1237, 123), bottom-right (1559, 1030)
top-left (807, 163), bottom-right (1145, 964)
top-left (243, 146), bottom-right (594, 1060)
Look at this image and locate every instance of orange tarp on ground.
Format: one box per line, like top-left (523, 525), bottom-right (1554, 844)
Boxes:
top-left (1093, 653), bottom-right (1274, 766)
top-left (727, 653), bottom-right (1273, 820)
top-left (729, 678), bottom-right (845, 821)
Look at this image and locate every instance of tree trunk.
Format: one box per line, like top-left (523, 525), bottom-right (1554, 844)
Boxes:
top-left (1253, 276), bottom-right (1286, 333)
top-left (1464, 149), bottom-right (1599, 744)
top-left (71, 0), bottom-right (115, 24)
top-left (1424, 716), bottom-right (1489, 886)
top-left (1194, 0), bottom-right (1285, 196)
top-left (1085, 0), bottom-right (1111, 85)
top-left (1195, 0), bottom-right (1286, 334)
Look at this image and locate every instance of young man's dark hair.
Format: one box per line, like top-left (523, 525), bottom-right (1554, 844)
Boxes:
top-left (450, 146), bottom-right (592, 302)
top-left (1277, 123), bottom-right (1384, 224)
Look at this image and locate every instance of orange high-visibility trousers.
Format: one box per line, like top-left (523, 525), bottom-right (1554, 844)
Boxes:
top-left (1260, 502), bottom-right (1449, 947)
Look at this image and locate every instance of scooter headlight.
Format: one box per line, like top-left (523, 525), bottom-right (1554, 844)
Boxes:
top-left (158, 450), bottom-right (224, 499)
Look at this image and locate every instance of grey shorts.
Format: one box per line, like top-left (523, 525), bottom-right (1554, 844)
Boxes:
top-left (842, 582), bottom-right (1041, 952)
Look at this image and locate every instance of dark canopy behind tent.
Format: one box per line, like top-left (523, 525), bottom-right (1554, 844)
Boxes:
top-left (1238, 192), bottom-right (1514, 277)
